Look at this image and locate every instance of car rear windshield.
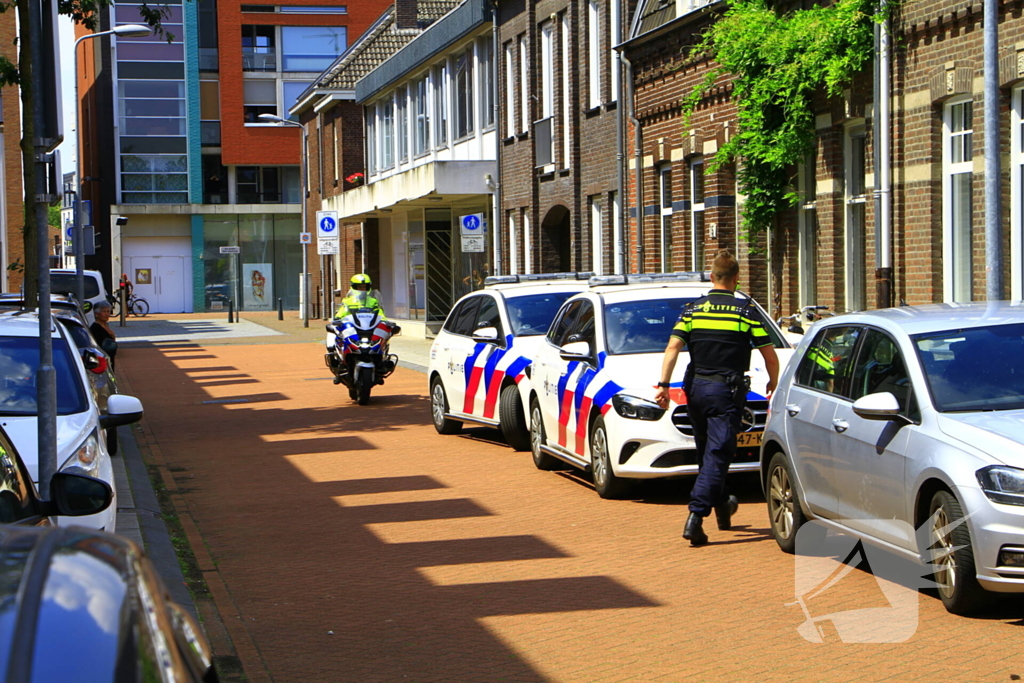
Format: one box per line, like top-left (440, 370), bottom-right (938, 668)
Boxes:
top-left (914, 323), bottom-right (1024, 412)
top-left (506, 291), bottom-right (579, 336)
top-left (0, 337), bottom-right (88, 416)
top-left (50, 274), bottom-right (100, 300)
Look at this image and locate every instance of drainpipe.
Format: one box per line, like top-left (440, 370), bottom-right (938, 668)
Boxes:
top-left (873, 11), bottom-right (893, 308)
top-left (492, 4), bottom-right (503, 275)
top-left (615, 46), bottom-right (626, 274)
top-left (622, 52), bottom-right (643, 273)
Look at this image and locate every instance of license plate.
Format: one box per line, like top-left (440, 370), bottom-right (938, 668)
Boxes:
top-left (736, 431), bottom-right (763, 447)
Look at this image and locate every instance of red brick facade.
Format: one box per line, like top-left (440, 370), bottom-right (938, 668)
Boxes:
top-left (0, 10), bottom-right (24, 292)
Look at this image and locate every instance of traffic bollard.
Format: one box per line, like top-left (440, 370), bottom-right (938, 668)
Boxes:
top-left (228, 299), bottom-right (234, 324)
top-left (277, 298), bottom-right (283, 321)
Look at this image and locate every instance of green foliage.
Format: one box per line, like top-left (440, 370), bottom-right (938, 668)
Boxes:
top-left (48, 204), bottom-right (60, 228)
top-left (685, 0), bottom-right (888, 240)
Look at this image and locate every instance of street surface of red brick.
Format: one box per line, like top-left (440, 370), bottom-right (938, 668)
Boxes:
top-left (120, 336), bottom-right (1024, 682)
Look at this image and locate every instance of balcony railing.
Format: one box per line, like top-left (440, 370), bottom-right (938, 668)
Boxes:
top-left (242, 51), bottom-right (277, 71)
top-left (534, 116), bottom-right (553, 168)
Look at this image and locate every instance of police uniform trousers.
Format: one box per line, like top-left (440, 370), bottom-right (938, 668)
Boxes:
top-left (686, 377), bottom-right (743, 516)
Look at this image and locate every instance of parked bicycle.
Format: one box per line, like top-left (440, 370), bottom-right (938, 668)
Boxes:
top-left (109, 293), bottom-right (150, 317)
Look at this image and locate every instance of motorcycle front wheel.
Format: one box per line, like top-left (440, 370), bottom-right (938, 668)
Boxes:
top-left (355, 365), bottom-right (374, 405)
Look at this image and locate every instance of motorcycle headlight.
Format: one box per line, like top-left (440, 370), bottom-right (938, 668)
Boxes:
top-left (977, 466), bottom-right (1024, 506)
top-left (60, 432), bottom-right (100, 478)
top-left (611, 394), bottom-right (666, 421)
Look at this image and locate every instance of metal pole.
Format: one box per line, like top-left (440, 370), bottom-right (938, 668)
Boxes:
top-left (985, 0), bottom-right (1003, 300)
top-left (277, 297), bottom-right (283, 320)
top-left (31, 3), bottom-right (57, 500)
top-left (228, 298), bottom-right (234, 323)
top-left (74, 35), bottom-right (85, 307)
top-left (301, 126), bottom-right (309, 327)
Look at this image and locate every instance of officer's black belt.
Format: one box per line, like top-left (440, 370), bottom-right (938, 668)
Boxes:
top-left (692, 372), bottom-right (740, 384)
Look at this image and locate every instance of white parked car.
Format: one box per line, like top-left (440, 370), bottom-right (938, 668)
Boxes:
top-left (50, 268), bottom-right (109, 324)
top-left (428, 274), bottom-right (592, 450)
top-left (528, 273), bottom-right (793, 498)
top-left (762, 303), bottom-right (1024, 615)
top-left (0, 312), bottom-right (143, 531)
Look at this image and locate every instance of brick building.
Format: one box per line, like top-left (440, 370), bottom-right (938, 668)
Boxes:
top-left (79, 0), bottom-right (388, 314)
top-left (0, 10), bottom-right (25, 292)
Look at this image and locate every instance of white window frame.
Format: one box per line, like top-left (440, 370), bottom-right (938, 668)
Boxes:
top-left (943, 99), bottom-right (974, 303)
top-left (587, 0), bottom-right (600, 110)
top-left (590, 194), bottom-right (604, 275)
top-left (844, 122), bottom-right (868, 311)
top-left (523, 209), bottom-right (532, 273)
top-left (797, 155), bottom-right (818, 308)
top-left (479, 37), bottom-right (494, 130)
top-left (1013, 87), bottom-right (1024, 299)
top-left (659, 164), bottom-right (673, 272)
top-left (611, 191), bottom-right (621, 273)
top-left (519, 35), bottom-right (529, 134)
top-left (690, 157), bottom-right (705, 270)
top-left (609, 0), bottom-right (620, 102)
top-left (435, 62), bottom-right (449, 148)
top-left (540, 22), bottom-right (554, 120)
top-left (366, 103), bottom-right (377, 174)
top-left (396, 85), bottom-right (409, 164)
top-left (414, 74), bottom-right (430, 157)
top-left (380, 94), bottom-right (394, 170)
top-left (561, 12), bottom-right (571, 168)
top-left (504, 42), bottom-right (515, 138)
top-left (508, 212), bottom-right (518, 274)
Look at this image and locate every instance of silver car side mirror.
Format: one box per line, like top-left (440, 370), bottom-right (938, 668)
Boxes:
top-left (852, 392), bottom-right (901, 420)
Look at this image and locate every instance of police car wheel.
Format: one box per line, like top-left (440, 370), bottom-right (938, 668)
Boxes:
top-left (499, 385), bottom-right (530, 452)
top-left (766, 452), bottom-right (814, 554)
top-left (591, 416), bottom-right (629, 499)
top-left (530, 398), bottom-right (562, 471)
top-left (430, 377), bottom-right (462, 435)
top-left (926, 490), bottom-right (988, 615)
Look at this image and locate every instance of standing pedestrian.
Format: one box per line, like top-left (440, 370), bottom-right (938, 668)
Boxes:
top-left (90, 300), bottom-right (118, 369)
top-left (654, 250), bottom-right (780, 546)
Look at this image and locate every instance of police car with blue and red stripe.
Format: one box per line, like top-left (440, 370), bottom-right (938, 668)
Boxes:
top-left (527, 272), bottom-right (795, 498)
top-left (428, 274), bottom-right (592, 450)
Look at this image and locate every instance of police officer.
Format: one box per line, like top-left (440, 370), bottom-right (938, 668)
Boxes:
top-left (654, 250), bottom-right (779, 546)
top-left (335, 274), bottom-right (387, 319)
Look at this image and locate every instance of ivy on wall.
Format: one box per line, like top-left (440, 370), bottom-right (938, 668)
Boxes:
top-left (684, 0), bottom-right (888, 239)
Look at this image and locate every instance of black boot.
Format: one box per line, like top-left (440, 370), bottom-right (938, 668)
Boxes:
top-left (715, 495), bottom-right (739, 531)
top-left (333, 375), bottom-right (343, 385)
top-left (683, 513), bottom-right (708, 546)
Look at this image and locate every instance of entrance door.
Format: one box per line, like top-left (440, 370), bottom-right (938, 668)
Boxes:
top-left (128, 256), bottom-right (187, 313)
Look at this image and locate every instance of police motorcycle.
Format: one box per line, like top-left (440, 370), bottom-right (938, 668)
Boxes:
top-left (324, 293), bottom-right (401, 405)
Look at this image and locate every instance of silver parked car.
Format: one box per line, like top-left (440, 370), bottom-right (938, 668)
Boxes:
top-left (761, 303), bottom-right (1024, 614)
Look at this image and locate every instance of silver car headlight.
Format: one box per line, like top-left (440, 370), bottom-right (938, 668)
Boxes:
top-left (611, 394), bottom-right (666, 421)
top-left (977, 466), bottom-right (1024, 506)
top-left (60, 432), bottom-right (100, 479)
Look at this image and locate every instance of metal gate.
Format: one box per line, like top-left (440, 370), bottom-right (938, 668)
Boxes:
top-left (425, 221), bottom-right (454, 325)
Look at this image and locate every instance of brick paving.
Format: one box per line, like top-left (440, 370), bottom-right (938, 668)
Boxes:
top-left (118, 330), bottom-right (1024, 683)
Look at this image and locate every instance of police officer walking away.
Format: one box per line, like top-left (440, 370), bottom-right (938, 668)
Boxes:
top-left (654, 250), bottom-right (779, 546)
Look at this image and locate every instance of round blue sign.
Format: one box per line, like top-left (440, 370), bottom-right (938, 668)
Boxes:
top-left (320, 217), bottom-right (337, 233)
top-left (66, 227), bottom-right (74, 239)
top-left (462, 215), bottom-right (480, 231)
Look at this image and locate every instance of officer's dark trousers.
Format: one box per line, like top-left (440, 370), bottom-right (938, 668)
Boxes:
top-left (687, 378), bottom-right (743, 517)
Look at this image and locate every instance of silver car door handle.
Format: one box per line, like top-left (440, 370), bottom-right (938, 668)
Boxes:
top-left (786, 404), bottom-right (800, 417)
top-left (832, 418), bottom-right (849, 433)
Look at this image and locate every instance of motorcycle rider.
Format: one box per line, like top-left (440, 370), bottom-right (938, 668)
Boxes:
top-left (335, 274), bottom-right (386, 319)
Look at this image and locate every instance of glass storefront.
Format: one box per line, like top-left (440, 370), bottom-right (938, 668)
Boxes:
top-left (201, 213), bottom-right (302, 311)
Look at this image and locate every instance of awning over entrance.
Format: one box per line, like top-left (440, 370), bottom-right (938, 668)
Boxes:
top-left (330, 160), bottom-right (495, 220)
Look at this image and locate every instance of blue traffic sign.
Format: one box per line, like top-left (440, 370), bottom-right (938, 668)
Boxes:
top-left (462, 214), bottom-right (480, 231)
top-left (320, 216), bottom-right (337, 233)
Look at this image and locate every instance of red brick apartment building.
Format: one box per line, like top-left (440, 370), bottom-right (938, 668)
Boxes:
top-left (0, 10), bottom-right (25, 292)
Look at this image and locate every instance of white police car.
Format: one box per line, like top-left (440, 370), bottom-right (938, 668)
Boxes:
top-left (428, 274), bottom-right (592, 450)
top-left (527, 273), bottom-right (794, 498)
top-left (0, 312), bottom-right (143, 530)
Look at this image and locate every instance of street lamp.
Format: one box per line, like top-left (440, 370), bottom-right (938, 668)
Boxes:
top-left (259, 113), bottom-right (310, 327)
top-left (74, 24), bottom-right (151, 306)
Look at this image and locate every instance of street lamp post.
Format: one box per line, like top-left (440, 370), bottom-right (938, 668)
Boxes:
top-left (74, 24), bottom-right (151, 306)
top-left (259, 113), bottom-right (310, 327)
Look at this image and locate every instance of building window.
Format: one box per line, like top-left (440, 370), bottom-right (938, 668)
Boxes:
top-left (689, 158), bottom-right (705, 270)
top-left (435, 63), bottom-right (449, 147)
top-left (587, 0), bottom-right (600, 109)
top-left (561, 13), bottom-right (570, 168)
top-left (366, 104), bottom-right (376, 174)
top-left (518, 35), bottom-right (528, 135)
top-left (454, 47), bottom-right (474, 139)
top-left (504, 42), bottom-right (515, 137)
top-left (1014, 88), bottom-right (1024, 299)
top-left (508, 212), bottom-right (518, 274)
top-left (540, 22), bottom-right (554, 121)
top-left (236, 166), bottom-right (299, 203)
top-left (242, 25), bottom-right (276, 71)
top-left (199, 80), bottom-right (220, 146)
top-left (281, 26), bottom-right (346, 72)
top-left (798, 154), bottom-right (818, 308)
top-left (845, 122), bottom-right (868, 310)
top-left (590, 195), bottom-right (603, 275)
top-left (523, 209), bottom-right (532, 273)
top-left (397, 86), bottom-right (409, 163)
top-left (659, 164), bottom-right (673, 272)
top-left (282, 80), bottom-right (312, 120)
top-left (243, 79), bottom-right (276, 122)
top-left (203, 155), bottom-right (228, 204)
top-left (414, 75), bottom-right (430, 156)
top-left (611, 190), bottom-right (620, 271)
top-left (480, 37), bottom-right (494, 129)
top-left (380, 95), bottom-right (394, 170)
top-left (944, 99), bottom-right (974, 302)
top-left (609, 0), bottom-right (620, 102)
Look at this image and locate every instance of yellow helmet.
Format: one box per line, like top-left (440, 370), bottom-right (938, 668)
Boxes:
top-left (350, 273), bottom-right (372, 287)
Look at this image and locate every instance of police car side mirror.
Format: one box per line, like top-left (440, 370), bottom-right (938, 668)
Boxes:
top-left (472, 326), bottom-right (500, 344)
top-left (559, 341), bottom-right (591, 362)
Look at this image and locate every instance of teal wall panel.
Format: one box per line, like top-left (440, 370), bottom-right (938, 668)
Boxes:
top-left (192, 215), bottom-right (206, 311)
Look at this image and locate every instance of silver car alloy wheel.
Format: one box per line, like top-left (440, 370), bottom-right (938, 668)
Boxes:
top-left (531, 404), bottom-right (543, 455)
top-left (431, 383), bottom-right (447, 429)
top-left (931, 506), bottom-right (958, 599)
top-left (592, 424), bottom-right (609, 488)
top-left (769, 463), bottom-right (794, 540)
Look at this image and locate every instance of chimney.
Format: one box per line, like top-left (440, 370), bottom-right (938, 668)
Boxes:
top-left (395, 0), bottom-right (417, 29)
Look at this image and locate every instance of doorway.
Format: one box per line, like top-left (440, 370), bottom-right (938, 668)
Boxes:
top-left (540, 205), bottom-right (571, 272)
top-left (123, 237), bottom-right (192, 313)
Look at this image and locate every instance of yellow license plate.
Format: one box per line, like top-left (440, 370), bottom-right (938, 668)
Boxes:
top-left (736, 431), bottom-right (763, 447)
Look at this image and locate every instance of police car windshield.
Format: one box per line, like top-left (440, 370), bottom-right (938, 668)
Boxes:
top-left (604, 298), bottom-right (695, 355)
top-left (506, 292), bottom-right (579, 336)
top-left (914, 322), bottom-right (1024, 412)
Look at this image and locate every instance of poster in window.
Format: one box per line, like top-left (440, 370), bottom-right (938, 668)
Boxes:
top-left (135, 268), bottom-right (152, 285)
top-left (242, 263), bottom-right (273, 310)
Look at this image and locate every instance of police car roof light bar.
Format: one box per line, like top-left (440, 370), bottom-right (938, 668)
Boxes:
top-left (588, 271), bottom-right (711, 287)
top-left (484, 272), bottom-right (595, 287)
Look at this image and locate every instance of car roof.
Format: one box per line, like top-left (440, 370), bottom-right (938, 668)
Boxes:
top-left (487, 281), bottom-right (591, 295)
top-left (0, 310), bottom-right (62, 337)
top-left (817, 302), bottom-right (1024, 336)
top-left (49, 269), bottom-right (102, 277)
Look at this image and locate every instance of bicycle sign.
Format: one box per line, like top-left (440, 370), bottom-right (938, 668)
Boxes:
top-left (316, 211), bottom-right (339, 238)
